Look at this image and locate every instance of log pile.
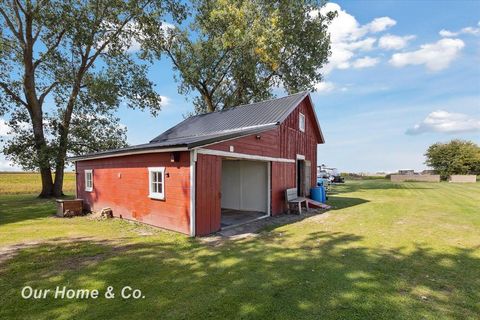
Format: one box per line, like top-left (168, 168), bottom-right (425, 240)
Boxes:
top-left (101, 208), bottom-right (113, 219)
top-left (88, 207), bottom-right (114, 220)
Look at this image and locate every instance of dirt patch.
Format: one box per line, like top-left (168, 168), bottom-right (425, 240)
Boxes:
top-left (0, 240), bottom-right (45, 265)
top-left (0, 237), bottom-right (120, 266)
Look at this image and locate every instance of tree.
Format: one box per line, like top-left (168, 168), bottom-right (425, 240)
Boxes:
top-left (0, 0), bottom-right (184, 197)
top-left (425, 140), bottom-right (480, 179)
top-left (145, 0), bottom-right (335, 114)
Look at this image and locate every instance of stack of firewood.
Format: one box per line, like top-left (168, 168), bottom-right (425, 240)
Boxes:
top-left (101, 208), bottom-right (113, 219)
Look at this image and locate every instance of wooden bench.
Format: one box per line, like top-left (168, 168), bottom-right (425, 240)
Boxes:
top-left (285, 188), bottom-right (309, 214)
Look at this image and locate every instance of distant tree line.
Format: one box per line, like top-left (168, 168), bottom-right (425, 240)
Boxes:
top-left (425, 139), bottom-right (480, 180)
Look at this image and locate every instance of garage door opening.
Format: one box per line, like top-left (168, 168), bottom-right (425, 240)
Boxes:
top-left (220, 159), bottom-right (270, 228)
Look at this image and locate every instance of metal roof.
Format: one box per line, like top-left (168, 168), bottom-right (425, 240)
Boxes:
top-left (69, 91), bottom-right (321, 161)
top-left (150, 91), bottom-right (309, 143)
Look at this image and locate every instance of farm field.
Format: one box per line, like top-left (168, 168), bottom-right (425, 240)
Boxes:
top-left (0, 174), bottom-right (479, 319)
top-left (0, 172), bottom-right (75, 195)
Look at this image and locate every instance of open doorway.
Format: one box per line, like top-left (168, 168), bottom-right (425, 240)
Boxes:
top-left (220, 159), bottom-right (269, 228)
top-left (296, 156), bottom-right (311, 197)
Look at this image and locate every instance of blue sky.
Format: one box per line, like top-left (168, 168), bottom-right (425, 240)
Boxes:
top-left (1, 1), bottom-right (479, 172)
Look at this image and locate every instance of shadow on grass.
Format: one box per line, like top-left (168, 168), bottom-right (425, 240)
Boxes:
top-left (324, 183), bottom-right (370, 211)
top-left (327, 196), bottom-right (369, 210)
top-left (219, 195), bottom-right (369, 236)
top-left (0, 195), bottom-right (74, 226)
top-left (1, 231), bottom-right (478, 319)
top-left (0, 195), bottom-right (55, 226)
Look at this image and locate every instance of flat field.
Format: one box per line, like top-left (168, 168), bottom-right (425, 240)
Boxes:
top-left (0, 172), bottom-right (75, 195)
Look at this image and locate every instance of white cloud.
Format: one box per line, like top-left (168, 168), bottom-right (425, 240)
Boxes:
top-left (389, 38), bottom-right (464, 71)
top-left (406, 110), bottom-right (480, 135)
top-left (316, 3), bottom-right (396, 74)
top-left (316, 3), bottom-right (364, 42)
top-left (346, 37), bottom-right (376, 51)
top-left (352, 56), bottom-right (379, 68)
top-left (365, 17), bottom-right (397, 33)
top-left (0, 118), bottom-right (10, 136)
top-left (379, 34), bottom-right (415, 50)
top-left (160, 95), bottom-right (171, 106)
top-left (461, 26), bottom-right (480, 35)
top-left (438, 29), bottom-right (458, 37)
top-left (439, 21), bottom-right (480, 37)
top-left (315, 81), bottom-right (335, 93)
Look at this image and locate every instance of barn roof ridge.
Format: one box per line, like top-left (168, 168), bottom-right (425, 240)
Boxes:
top-left (149, 91), bottom-right (309, 143)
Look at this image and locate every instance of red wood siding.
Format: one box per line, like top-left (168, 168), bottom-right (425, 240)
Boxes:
top-left (199, 97), bottom-right (320, 222)
top-left (280, 99), bottom-right (319, 189)
top-left (271, 162), bottom-right (296, 214)
top-left (195, 154), bottom-right (221, 236)
top-left (76, 152), bottom-right (191, 234)
top-left (205, 129), bottom-right (281, 157)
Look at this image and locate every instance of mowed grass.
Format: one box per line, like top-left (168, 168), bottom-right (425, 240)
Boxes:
top-left (0, 176), bottom-right (479, 319)
top-left (0, 172), bottom-right (75, 195)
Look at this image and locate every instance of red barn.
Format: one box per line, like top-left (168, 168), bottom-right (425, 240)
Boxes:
top-left (71, 92), bottom-right (324, 236)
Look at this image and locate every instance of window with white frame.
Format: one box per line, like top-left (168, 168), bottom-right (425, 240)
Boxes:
top-left (299, 113), bottom-right (305, 132)
top-left (148, 167), bottom-right (165, 200)
top-left (85, 169), bottom-right (93, 192)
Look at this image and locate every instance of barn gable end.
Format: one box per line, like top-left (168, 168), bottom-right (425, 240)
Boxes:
top-left (194, 94), bottom-right (321, 235)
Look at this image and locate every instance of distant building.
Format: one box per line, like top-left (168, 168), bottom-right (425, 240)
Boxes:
top-left (398, 169), bottom-right (415, 175)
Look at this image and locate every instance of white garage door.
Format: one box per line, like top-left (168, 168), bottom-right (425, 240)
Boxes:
top-left (221, 160), bottom-right (268, 213)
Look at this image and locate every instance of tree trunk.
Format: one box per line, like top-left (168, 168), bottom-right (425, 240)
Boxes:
top-left (32, 114), bottom-right (54, 197)
top-left (22, 16), bottom-right (54, 198)
top-left (53, 159), bottom-right (65, 197)
top-left (39, 166), bottom-right (54, 197)
top-left (52, 115), bottom-right (71, 197)
top-left (203, 93), bottom-right (215, 113)
top-left (53, 122), bottom-right (69, 197)
top-left (28, 99), bottom-right (54, 197)
top-left (53, 79), bottom-right (82, 197)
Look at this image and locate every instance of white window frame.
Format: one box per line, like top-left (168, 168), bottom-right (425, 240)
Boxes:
top-left (85, 169), bottom-right (93, 192)
top-left (148, 167), bottom-right (165, 200)
top-left (299, 113), bottom-right (305, 132)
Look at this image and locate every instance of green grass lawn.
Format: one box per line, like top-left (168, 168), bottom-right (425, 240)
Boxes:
top-left (0, 176), bottom-right (479, 319)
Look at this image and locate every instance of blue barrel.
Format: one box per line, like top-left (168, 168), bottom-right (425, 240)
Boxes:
top-left (310, 186), bottom-right (326, 203)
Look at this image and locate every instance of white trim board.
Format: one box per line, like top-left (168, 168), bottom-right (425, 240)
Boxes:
top-left (189, 150), bottom-right (196, 237)
top-left (70, 147), bottom-right (188, 162)
top-left (267, 161), bottom-right (271, 216)
top-left (305, 93), bottom-right (325, 144)
top-left (196, 148), bottom-right (295, 163)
